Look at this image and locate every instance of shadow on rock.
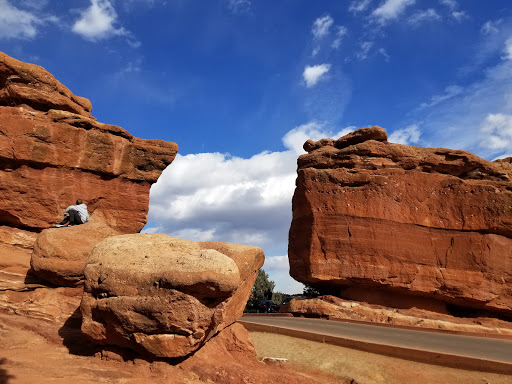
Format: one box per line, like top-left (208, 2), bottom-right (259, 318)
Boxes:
top-left (0, 358), bottom-right (14, 384)
top-left (58, 306), bottom-right (99, 357)
top-left (23, 269), bottom-right (56, 287)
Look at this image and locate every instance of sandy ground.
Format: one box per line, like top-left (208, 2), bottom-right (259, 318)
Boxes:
top-left (250, 332), bottom-right (512, 384)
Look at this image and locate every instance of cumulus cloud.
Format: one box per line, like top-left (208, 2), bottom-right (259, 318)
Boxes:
top-left (0, 0), bottom-right (55, 39)
top-left (312, 15), bottom-right (334, 39)
top-left (302, 64), bottom-right (331, 87)
top-left (145, 122), bottom-right (355, 292)
top-left (407, 9), bottom-right (441, 26)
top-left (388, 124), bottom-right (421, 145)
top-left (372, 0), bottom-right (415, 24)
top-left (480, 113), bottom-right (512, 150)
top-left (349, 0), bottom-right (372, 13)
top-left (72, 0), bottom-right (128, 41)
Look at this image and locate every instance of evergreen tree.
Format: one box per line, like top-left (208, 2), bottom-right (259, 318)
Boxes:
top-left (246, 269), bottom-right (275, 310)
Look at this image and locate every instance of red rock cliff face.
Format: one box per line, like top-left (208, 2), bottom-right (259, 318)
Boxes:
top-left (0, 52), bottom-right (178, 233)
top-left (289, 126), bottom-right (512, 316)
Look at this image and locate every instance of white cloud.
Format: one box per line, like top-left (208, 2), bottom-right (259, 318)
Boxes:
top-left (408, 57), bottom-right (512, 159)
top-left (145, 123), bottom-right (356, 293)
top-left (451, 11), bottom-right (468, 22)
top-left (349, 0), bottom-right (372, 13)
top-left (226, 0), bottom-right (251, 14)
top-left (331, 26), bottom-right (348, 49)
top-left (492, 153), bottom-right (512, 161)
top-left (407, 9), bottom-right (441, 26)
top-left (372, 0), bottom-right (415, 24)
top-left (480, 113), bottom-right (512, 150)
top-left (356, 41), bottom-right (374, 60)
top-left (312, 15), bottom-right (334, 39)
top-left (481, 19), bottom-right (502, 35)
top-left (419, 85), bottom-right (463, 109)
top-left (282, 122), bottom-right (353, 155)
top-left (302, 64), bottom-right (331, 87)
top-left (0, 0), bottom-right (54, 39)
top-left (439, 0), bottom-right (457, 10)
top-left (72, 0), bottom-right (128, 41)
top-left (503, 37), bottom-right (512, 60)
top-left (388, 124), bottom-right (421, 145)
top-left (378, 48), bottom-right (390, 61)
top-left (20, 0), bottom-right (49, 10)
top-left (264, 255), bottom-right (304, 294)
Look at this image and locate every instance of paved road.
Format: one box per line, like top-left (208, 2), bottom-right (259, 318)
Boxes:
top-left (240, 316), bottom-right (512, 364)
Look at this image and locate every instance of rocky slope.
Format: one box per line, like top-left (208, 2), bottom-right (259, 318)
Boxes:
top-left (289, 127), bottom-right (512, 317)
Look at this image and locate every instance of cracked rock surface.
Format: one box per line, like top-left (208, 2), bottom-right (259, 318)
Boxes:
top-left (81, 234), bottom-right (265, 358)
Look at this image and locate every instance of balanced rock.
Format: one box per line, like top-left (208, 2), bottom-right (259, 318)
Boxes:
top-left (30, 215), bottom-right (120, 287)
top-left (0, 52), bottom-right (178, 233)
top-left (289, 127), bottom-right (512, 316)
top-left (81, 234), bottom-right (264, 358)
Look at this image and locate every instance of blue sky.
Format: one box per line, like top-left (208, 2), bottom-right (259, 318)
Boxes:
top-left (1, 0), bottom-right (511, 293)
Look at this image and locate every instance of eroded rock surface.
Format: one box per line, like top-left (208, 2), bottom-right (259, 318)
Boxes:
top-left (30, 215), bottom-right (120, 287)
top-left (0, 52), bottom-right (178, 233)
top-left (81, 234), bottom-right (265, 358)
top-left (282, 296), bottom-right (512, 336)
top-left (289, 126), bottom-right (512, 316)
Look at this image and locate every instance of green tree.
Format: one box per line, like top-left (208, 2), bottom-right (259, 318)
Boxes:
top-left (246, 269), bottom-right (275, 311)
top-left (272, 291), bottom-right (285, 305)
top-left (302, 284), bottom-right (320, 298)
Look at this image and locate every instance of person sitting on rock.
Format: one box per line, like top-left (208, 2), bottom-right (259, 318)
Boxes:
top-left (53, 199), bottom-right (89, 227)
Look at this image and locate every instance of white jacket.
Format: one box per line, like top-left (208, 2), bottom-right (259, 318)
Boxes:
top-left (64, 204), bottom-right (89, 223)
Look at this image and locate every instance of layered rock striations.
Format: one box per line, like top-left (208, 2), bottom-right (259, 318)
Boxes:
top-left (0, 52), bottom-right (178, 234)
top-left (289, 126), bottom-right (512, 316)
top-left (80, 234), bottom-right (265, 358)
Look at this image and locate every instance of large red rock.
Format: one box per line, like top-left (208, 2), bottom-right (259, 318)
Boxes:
top-left (0, 52), bottom-right (178, 234)
top-left (289, 126), bottom-right (512, 316)
top-left (80, 234), bottom-right (265, 358)
top-left (30, 214), bottom-right (120, 287)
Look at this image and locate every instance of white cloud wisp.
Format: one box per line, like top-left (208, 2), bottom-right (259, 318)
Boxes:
top-left (312, 15), bottom-right (334, 39)
top-left (372, 0), bottom-right (415, 24)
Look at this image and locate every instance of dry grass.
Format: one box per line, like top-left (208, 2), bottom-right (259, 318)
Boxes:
top-left (250, 332), bottom-right (512, 384)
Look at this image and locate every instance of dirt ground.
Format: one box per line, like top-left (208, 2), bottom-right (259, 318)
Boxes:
top-left (250, 332), bottom-right (512, 384)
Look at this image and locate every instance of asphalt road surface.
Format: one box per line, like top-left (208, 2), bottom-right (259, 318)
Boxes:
top-left (240, 316), bottom-right (512, 364)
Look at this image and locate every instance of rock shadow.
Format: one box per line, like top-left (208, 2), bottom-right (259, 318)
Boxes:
top-left (58, 306), bottom-right (98, 357)
top-left (0, 358), bottom-right (14, 384)
top-left (57, 307), bottom-right (189, 365)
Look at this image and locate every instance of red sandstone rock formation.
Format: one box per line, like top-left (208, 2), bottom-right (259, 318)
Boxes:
top-left (30, 216), bottom-right (120, 287)
top-left (81, 234), bottom-right (265, 358)
top-left (0, 52), bottom-right (178, 234)
top-left (289, 126), bottom-right (512, 316)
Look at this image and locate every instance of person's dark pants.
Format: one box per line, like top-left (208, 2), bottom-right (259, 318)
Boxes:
top-left (58, 209), bottom-right (84, 226)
